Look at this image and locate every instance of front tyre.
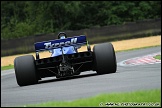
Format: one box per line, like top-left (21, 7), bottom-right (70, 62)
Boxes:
top-left (93, 43), bottom-right (117, 74)
top-left (14, 55), bottom-right (38, 86)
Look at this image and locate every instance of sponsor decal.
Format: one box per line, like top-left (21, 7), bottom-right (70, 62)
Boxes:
top-left (44, 38), bottom-right (77, 49)
top-left (118, 52), bottom-right (161, 66)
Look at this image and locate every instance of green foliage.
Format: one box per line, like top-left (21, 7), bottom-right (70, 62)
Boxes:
top-left (1, 1), bottom-right (161, 40)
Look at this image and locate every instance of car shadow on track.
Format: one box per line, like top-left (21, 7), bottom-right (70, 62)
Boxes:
top-left (38, 72), bottom-right (100, 84)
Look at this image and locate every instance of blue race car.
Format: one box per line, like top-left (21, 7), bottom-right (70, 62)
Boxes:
top-left (14, 32), bottom-right (117, 86)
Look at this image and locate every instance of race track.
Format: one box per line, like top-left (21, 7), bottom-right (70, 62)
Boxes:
top-left (1, 46), bottom-right (161, 107)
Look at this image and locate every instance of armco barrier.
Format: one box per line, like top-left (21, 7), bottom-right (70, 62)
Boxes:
top-left (1, 18), bottom-right (161, 57)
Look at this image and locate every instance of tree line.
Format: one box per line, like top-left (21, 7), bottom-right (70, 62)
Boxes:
top-left (1, 1), bottom-right (161, 40)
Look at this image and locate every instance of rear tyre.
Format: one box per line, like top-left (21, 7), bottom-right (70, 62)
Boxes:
top-left (93, 43), bottom-right (117, 74)
top-left (14, 55), bottom-right (38, 86)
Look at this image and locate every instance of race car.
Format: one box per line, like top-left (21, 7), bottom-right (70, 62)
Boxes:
top-left (14, 32), bottom-right (117, 86)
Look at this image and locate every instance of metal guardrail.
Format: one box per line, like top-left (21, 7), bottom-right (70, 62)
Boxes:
top-left (1, 18), bottom-right (161, 57)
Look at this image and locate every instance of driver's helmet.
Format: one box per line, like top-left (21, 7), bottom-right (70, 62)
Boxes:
top-left (59, 35), bottom-right (66, 39)
top-left (58, 32), bottom-right (67, 39)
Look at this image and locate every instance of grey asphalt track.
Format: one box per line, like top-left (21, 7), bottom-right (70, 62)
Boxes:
top-left (1, 46), bottom-right (161, 107)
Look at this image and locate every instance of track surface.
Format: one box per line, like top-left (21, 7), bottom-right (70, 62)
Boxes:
top-left (1, 46), bottom-right (161, 107)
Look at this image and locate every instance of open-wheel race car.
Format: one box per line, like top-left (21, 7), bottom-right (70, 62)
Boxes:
top-left (14, 32), bottom-right (117, 86)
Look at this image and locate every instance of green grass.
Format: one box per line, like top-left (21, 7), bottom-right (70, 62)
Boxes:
top-left (154, 55), bottom-right (161, 60)
top-left (23, 89), bottom-right (161, 107)
top-left (1, 64), bottom-right (14, 71)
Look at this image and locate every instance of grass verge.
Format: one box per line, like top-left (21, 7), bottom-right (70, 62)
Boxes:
top-left (23, 89), bottom-right (161, 107)
top-left (154, 55), bottom-right (161, 60)
top-left (1, 64), bottom-right (14, 71)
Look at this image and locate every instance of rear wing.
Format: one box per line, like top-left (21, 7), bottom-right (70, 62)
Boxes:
top-left (34, 35), bottom-right (87, 52)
